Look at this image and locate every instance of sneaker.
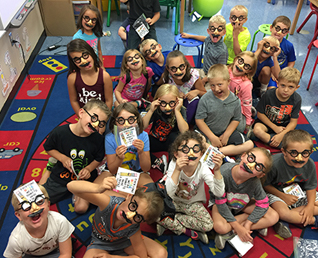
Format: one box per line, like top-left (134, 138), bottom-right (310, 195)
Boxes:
top-left (191, 230), bottom-right (209, 244)
top-left (274, 221), bottom-right (292, 238)
top-left (140, 98), bottom-right (151, 109)
top-left (257, 227), bottom-right (268, 236)
top-left (152, 155), bottom-right (168, 173)
top-left (251, 106), bottom-right (257, 118)
top-left (161, 154), bottom-right (168, 174)
top-left (46, 157), bottom-right (57, 171)
top-left (214, 231), bottom-right (234, 250)
top-left (157, 223), bottom-right (166, 236)
top-left (311, 215), bottom-right (318, 229)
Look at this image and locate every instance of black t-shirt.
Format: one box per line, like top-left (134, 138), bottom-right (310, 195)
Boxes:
top-left (44, 124), bottom-right (105, 185)
top-left (129, 0), bottom-right (161, 24)
top-left (256, 88), bottom-right (301, 127)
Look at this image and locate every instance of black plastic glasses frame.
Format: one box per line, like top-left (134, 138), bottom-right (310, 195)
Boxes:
top-left (247, 152), bottom-right (265, 173)
top-left (169, 63), bottom-right (186, 73)
top-left (286, 149), bottom-right (312, 158)
top-left (116, 116), bottom-right (137, 125)
top-left (145, 43), bottom-right (158, 56)
top-left (263, 41), bottom-right (279, 53)
top-left (72, 52), bottom-right (89, 64)
top-left (127, 54), bottom-right (140, 63)
top-left (237, 57), bottom-right (252, 71)
top-left (83, 15), bottom-right (97, 24)
top-left (84, 108), bottom-right (106, 128)
top-left (178, 144), bottom-right (201, 154)
top-left (274, 25), bottom-right (289, 34)
top-left (160, 100), bottom-right (177, 108)
top-left (17, 194), bottom-right (47, 211)
top-left (230, 15), bottom-right (246, 21)
top-left (209, 25), bottom-right (224, 33)
top-left (128, 196), bottom-right (145, 223)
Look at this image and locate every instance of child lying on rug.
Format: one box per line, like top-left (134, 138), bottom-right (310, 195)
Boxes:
top-left (4, 182), bottom-right (74, 258)
top-left (157, 131), bottom-right (224, 244)
top-left (67, 177), bottom-right (167, 258)
top-left (264, 129), bottom-right (318, 238)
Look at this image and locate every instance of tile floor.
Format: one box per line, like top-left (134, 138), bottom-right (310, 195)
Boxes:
top-left (40, 0), bottom-right (318, 133)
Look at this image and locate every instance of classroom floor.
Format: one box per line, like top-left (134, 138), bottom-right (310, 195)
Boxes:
top-left (39, 0), bottom-right (318, 134)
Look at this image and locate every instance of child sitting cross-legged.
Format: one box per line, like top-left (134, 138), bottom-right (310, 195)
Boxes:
top-left (157, 131), bottom-right (224, 244)
top-left (195, 63), bottom-right (254, 157)
top-left (263, 129), bottom-right (318, 239)
top-left (211, 147), bottom-right (279, 250)
top-left (67, 177), bottom-right (167, 258)
top-left (4, 182), bottom-right (75, 258)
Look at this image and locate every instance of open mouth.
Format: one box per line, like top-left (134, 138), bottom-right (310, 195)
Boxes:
top-left (88, 123), bottom-right (97, 132)
top-left (235, 65), bottom-right (243, 73)
top-left (122, 211), bottom-right (132, 224)
top-left (243, 163), bottom-right (253, 174)
top-left (28, 208), bottom-right (44, 219)
top-left (80, 62), bottom-right (90, 67)
top-left (131, 61), bottom-right (140, 66)
top-left (212, 34), bottom-right (220, 42)
top-left (151, 51), bottom-right (158, 57)
top-left (188, 156), bottom-right (198, 161)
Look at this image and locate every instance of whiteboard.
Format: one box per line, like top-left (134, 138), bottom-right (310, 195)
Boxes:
top-left (0, 0), bottom-right (26, 29)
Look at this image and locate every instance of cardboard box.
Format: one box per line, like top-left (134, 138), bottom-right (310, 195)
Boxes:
top-left (39, 0), bottom-right (77, 36)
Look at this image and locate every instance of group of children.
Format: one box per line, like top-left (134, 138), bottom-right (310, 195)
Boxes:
top-left (3, 3), bottom-right (318, 258)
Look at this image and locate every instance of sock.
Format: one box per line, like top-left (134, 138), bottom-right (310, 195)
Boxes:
top-left (184, 228), bottom-right (192, 237)
top-left (260, 83), bottom-right (268, 92)
top-left (135, 100), bottom-right (142, 107)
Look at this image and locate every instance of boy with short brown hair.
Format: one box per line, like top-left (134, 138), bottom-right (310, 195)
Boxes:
top-left (253, 67), bottom-right (301, 148)
top-left (263, 129), bottom-right (318, 238)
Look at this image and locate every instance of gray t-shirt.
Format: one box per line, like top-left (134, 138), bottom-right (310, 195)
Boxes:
top-left (195, 90), bottom-right (241, 136)
top-left (263, 153), bottom-right (317, 192)
top-left (203, 36), bottom-right (228, 74)
top-left (210, 163), bottom-right (269, 224)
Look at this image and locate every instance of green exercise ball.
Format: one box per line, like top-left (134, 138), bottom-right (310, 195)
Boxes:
top-left (193, 0), bottom-right (224, 17)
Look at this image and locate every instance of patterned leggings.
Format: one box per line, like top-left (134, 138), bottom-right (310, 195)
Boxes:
top-left (158, 200), bottom-right (213, 235)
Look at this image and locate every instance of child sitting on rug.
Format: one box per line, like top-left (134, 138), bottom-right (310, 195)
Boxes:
top-left (142, 84), bottom-right (188, 173)
top-left (67, 177), bottom-right (167, 258)
top-left (42, 99), bottom-right (111, 214)
top-left (252, 67), bottom-right (301, 149)
top-left (140, 38), bottom-right (171, 97)
top-left (263, 129), bottom-right (318, 239)
top-left (158, 50), bottom-right (206, 125)
top-left (157, 131), bottom-right (224, 244)
top-left (181, 14), bottom-right (228, 84)
top-left (4, 182), bottom-right (75, 258)
top-left (211, 147), bottom-right (278, 250)
top-left (114, 49), bottom-right (153, 109)
top-left (195, 64), bottom-right (254, 157)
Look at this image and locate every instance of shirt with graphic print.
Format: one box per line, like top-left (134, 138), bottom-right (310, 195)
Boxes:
top-left (210, 162), bottom-right (269, 224)
top-left (73, 30), bottom-right (100, 58)
top-left (263, 153), bottom-right (317, 192)
top-left (256, 88), bottom-right (301, 127)
top-left (44, 124), bottom-right (105, 186)
top-left (148, 107), bottom-right (187, 141)
top-left (119, 67), bottom-right (154, 102)
top-left (105, 131), bottom-right (150, 172)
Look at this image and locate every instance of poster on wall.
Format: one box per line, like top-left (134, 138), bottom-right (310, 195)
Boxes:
top-left (4, 51), bottom-right (17, 84)
top-left (0, 64), bottom-right (10, 96)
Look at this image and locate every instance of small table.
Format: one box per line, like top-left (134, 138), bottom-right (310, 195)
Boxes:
top-left (290, 0), bottom-right (317, 34)
top-left (172, 34), bottom-right (204, 68)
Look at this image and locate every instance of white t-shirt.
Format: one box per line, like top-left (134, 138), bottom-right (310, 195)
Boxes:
top-left (4, 211), bottom-right (74, 257)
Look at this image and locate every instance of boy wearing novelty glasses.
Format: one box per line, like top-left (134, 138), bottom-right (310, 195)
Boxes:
top-left (181, 14), bottom-right (228, 85)
top-left (42, 99), bottom-right (111, 214)
top-left (4, 183), bottom-right (74, 258)
top-left (263, 129), bottom-right (318, 239)
top-left (67, 177), bottom-right (167, 258)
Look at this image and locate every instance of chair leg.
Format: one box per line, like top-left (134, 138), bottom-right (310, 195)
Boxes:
top-left (115, 0), bottom-right (120, 16)
top-left (301, 42), bottom-right (313, 76)
top-left (297, 11), bottom-right (314, 32)
top-left (307, 54), bottom-right (318, 90)
top-left (250, 30), bottom-right (260, 51)
top-left (308, 29), bottom-right (318, 49)
top-left (107, 0), bottom-right (112, 27)
top-left (175, 3), bottom-right (180, 35)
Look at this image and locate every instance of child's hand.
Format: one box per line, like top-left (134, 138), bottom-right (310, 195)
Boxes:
top-left (185, 90), bottom-right (198, 101)
top-left (116, 145), bottom-right (127, 159)
top-left (212, 154), bottom-right (223, 172)
top-left (60, 156), bottom-right (73, 172)
top-left (299, 204), bottom-right (314, 226)
top-left (271, 74), bottom-right (278, 83)
top-left (235, 224), bottom-right (253, 243)
top-left (274, 125), bottom-right (285, 134)
top-left (150, 99), bottom-right (160, 112)
top-left (78, 168), bottom-right (91, 180)
top-left (120, 99), bottom-right (128, 104)
top-left (210, 136), bottom-right (223, 148)
top-left (232, 22), bottom-right (242, 37)
top-left (219, 134), bottom-right (229, 146)
top-left (269, 134), bottom-right (283, 148)
top-left (272, 46), bottom-right (281, 58)
top-left (176, 156), bottom-right (189, 171)
top-left (175, 98), bottom-right (183, 111)
top-left (282, 193), bottom-right (299, 206)
top-left (179, 91), bottom-right (185, 99)
top-left (256, 39), bottom-right (266, 51)
top-left (99, 177), bottom-right (117, 193)
top-left (181, 32), bottom-right (190, 38)
top-left (133, 139), bottom-right (144, 154)
top-left (146, 18), bottom-right (154, 26)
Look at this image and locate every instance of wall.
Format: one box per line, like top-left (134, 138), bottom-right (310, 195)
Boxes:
top-left (0, 2), bottom-right (44, 111)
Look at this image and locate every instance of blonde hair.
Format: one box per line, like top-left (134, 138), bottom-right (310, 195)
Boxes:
top-left (83, 98), bottom-right (112, 121)
top-left (230, 5), bottom-right (248, 16)
top-left (139, 38), bottom-right (158, 56)
top-left (263, 35), bottom-right (280, 46)
top-left (153, 84), bottom-right (180, 127)
top-left (277, 67), bottom-right (301, 85)
top-left (229, 51), bottom-right (257, 80)
top-left (209, 14), bottom-right (226, 27)
top-left (12, 184), bottom-right (49, 211)
top-left (272, 15), bottom-right (291, 29)
top-left (120, 49), bottom-right (147, 78)
top-left (207, 64), bottom-right (230, 81)
top-left (282, 129), bottom-right (313, 151)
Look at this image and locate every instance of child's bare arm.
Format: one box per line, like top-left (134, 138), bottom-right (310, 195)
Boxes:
top-left (67, 73), bottom-right (81, 116)
top-left (300, 189), bottom-right (316, 226)
top-left (107, 145), bottom-right (128, 175)
top-left (133, 139), bottom-right (151, 172)
top-left (196, 119), bottom-right (222, 148)
top-left (193, 77), bottom-right (207, 97)
top-left (232, 23), bottom-right (243, 55)
top-left (98, 41), bottom-right (103, 67)
top-left (271, 46), bottom-right (281, 80)
top-left (175, 98), bottom-right (189, 133)
top-left (270, 118), bottom-right (298, 147)
top-left (130, 229), bottom-right (148, 258)
top-left (212, 154), bottom-right (223, 180)
top-left (46, 149), bottom-right (72, 172)
top-left (78, 160), bottom-right (101, 180)
top-left (142, 99), bottom-right (160, 129)
top-left (103, 70), bottom-right (113, 110)
top-left (181, 32), bottom-right (206, 42)
top-left (287, 61), bottom-right (295, 68)
top-left (257, 112), bottom-right (284, 133)
top-left (146, 12), bottom-right (160, 26)
top-left (114, 80), bottom-right (126, 104)
top-left (263, 185), bottom-right (298, 206)
top-left (58, 237), bottom-right (72, 258)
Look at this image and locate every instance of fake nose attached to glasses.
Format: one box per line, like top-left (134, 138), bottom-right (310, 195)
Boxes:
top-left (295, 153), bottom-right (303, 161)
top-left (165, 105), bottom-right (172, 111)
top-left (247, 162), bottom-right (256, 170)
top-left (126, 211), bottom-right (136, 219)
top-left (80, 57), bottom-right (88, 64)
top-left (30, 202), bottom-right (40, 212)
top-left (91, 121), bottom-right (99, 128)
